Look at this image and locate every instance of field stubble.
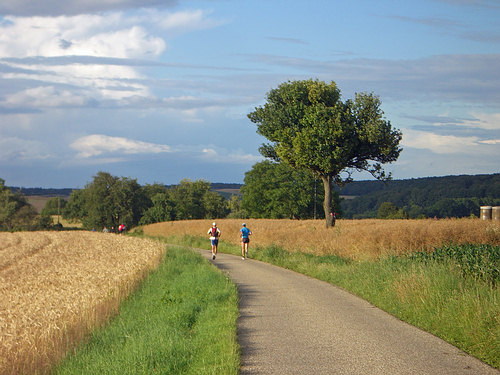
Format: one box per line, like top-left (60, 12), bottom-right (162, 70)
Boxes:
top-left (142, 218), bottom-right (500, 260)
top-left (0, 231), bottom-right (166, 375)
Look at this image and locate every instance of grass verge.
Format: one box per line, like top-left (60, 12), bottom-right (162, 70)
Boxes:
top-left (54, 245), bottom-right (239, 375)
top-left (166, 234), bottom-right (500, 370)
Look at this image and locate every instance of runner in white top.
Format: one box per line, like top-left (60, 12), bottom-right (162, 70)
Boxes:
top-left (207, 222), bottom-right (221, 260)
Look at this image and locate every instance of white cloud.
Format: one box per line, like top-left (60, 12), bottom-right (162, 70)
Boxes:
top-left (402, 128), bottom-right (482, 154)
top-left (464, 112), bottom-right (500, 130)
top-left (202, 148), bottom-right (262, 164)
top-left (0, 136), bottom-right (52, 162)
top-left (152, 9), bottom-right (224, 34)
top-left (0, 9), bottom-right (225, 109)
top-left (0, 14), bottom-right (166, 59)
top-left (70, 134), bottom-right (172, 158)
top-left (0, 9), bottom-right (221, 60)
top-left (4, 86), bottom-right (89, 108)
top-left (479, 139), bottom-right (500, 144)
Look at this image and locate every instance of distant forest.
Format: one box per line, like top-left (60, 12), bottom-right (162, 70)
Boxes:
top-left (9, 174), bottom-right (500, 219)
top-left (8, 187), bottom-right (75, 197)
top-left (7, 183), bottom-right (241, 198)
top-left (337, 173), bottom-right (500, 219)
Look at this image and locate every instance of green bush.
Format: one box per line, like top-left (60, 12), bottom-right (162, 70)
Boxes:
top-left (408, 244), bottom-right (500, 284)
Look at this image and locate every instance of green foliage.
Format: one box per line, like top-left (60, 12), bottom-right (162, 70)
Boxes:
top-left (248, 79), bottom-right (401, 226)
top-left (377, 201), bottom-right (408, 219)
top-left (202, 190), bottom-right (227, 219)
top-left (55, 246), bottom-right (239, 375)
top-left (63, 172), bottom-right (147, 230)
top-left (341, 173), bottom-right (500, 218)
top-left (64, 174), bottom-right (232, 228)
top-left (170, 179), bottom-right (228, 220)
top-left (0, 178), bottom-right (40, 231)
top-left (140, 179), bottom-right (230, 225)
top-left (63, 189), bottom-right (87, 221)
top-left (408, 244), bottom-right (500, 284)
top-left (139, 192), bottom-right (175, 225)
top-left (41, 197), bottom-right (67, 216)
top-left (36, 213), bottom-right (56, 230)
top-left (241, 160), bottom-right (339, 219)
top-left (226, 195), bottom-right (248, 219)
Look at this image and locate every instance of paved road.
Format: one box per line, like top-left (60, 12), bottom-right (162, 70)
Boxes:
top-left (194, 249), bottom-right (498, 375)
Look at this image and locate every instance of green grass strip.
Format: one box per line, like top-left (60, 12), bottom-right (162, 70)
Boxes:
top-left (54, 245), bottom-right (239, 375)
top-left (167, 234), bottom-right (500, 370)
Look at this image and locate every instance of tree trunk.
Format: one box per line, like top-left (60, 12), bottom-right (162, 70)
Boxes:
top-left (321, 175), bottom-right (335, 228)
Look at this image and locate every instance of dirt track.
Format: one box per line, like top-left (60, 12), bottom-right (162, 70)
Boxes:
top-left (194, 249), bottom-right (498, 375)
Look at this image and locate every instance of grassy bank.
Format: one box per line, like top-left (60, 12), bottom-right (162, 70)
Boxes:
top-left (54, 245), bottom-right (239, 375)
top-left (166, 234), bottom-right (500, 370)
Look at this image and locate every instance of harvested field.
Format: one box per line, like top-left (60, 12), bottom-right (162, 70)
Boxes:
top-left (142, 218), bottom-right (500, 260)
top-left (0, 231), bottom-right (166, 375)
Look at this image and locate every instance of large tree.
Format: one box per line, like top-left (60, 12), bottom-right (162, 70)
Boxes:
top-left (248, 79), bottom-right (402, 227)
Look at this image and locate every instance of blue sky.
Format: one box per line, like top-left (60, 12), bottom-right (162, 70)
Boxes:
top-left (0, 0), bottom-right (499, 188)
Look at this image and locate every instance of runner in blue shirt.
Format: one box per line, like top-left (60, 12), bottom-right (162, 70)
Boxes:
top-left (240, 223), bottom-right (252, 260)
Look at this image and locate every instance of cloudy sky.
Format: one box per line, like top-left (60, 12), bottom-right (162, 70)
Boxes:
top-left (0, 0), bottom-right (499, 188)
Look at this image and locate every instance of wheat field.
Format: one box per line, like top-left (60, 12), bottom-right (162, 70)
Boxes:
top-left (142, 218), bottom-right (500, 260)
top-left (0, 231), bottom-right (166, 375)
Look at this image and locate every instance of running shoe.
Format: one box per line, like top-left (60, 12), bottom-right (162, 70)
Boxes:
top-left (212, 254), bottom-right (216, 260)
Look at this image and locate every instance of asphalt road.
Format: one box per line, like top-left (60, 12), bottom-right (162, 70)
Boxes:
top-left (194, 248), bottom-right (498, 375)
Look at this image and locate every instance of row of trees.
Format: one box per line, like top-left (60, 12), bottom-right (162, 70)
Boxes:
top-left (4, 169), bottom-right (496, 232)
top-left (60, 165), bottom-right (342, 230)
top-left (1, 164), bottom-right (339, 232)
top-left (62, 172), bottom-right (229, 230)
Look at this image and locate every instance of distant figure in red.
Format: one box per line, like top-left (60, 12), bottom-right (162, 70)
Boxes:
top-left (330, 212), bottom-right (336, 226)
top-left (118, 224), bottom-right (126, 234)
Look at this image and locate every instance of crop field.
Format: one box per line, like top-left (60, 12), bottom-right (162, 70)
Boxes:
top-left (0, 231), bottom-right (166, 375)
top-left (142, 218), bottom-right (500, 260)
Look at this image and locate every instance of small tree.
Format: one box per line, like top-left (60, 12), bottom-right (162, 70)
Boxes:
top-left (41, 197), bottom-right (67, 216)
top-left (0, 179), bottom-right (38, 231)
top-left (248, 79), bottom-right (402, 227)
top-left (170, 179), bottom-right (211, 220)
top-left (139, 192), bottom-right (175, 225)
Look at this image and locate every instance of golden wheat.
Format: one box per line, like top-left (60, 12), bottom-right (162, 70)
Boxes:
top-left (143, 218), bottom-right (500, 260)
top-left (0, 231), bottom-right (166, 375)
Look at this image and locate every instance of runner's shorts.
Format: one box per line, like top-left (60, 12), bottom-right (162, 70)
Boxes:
top-left (211, 239), bottom-right (219, 246)
top-left (242, 238), bottom-right (250, 243)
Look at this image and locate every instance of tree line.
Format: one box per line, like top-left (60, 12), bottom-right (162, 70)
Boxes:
top-left (59, 166), bottom-right (338, 230)
top-left (340, 173), bottom-right (500, 219)
top-left (3, 169), bottom-right (499, 232)
top-left (0, 164), bottom-right (340, 231)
